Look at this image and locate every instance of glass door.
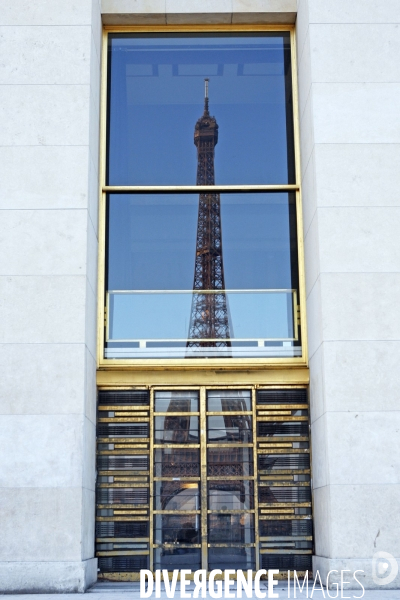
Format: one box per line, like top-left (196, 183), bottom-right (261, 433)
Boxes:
top-left (153, 390), bottom-right (202, 570)
top-left (206, 390), bottom-right (256, 571)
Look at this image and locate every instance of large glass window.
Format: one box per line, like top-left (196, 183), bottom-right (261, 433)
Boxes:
top-left (107, 33), bottom-right (294, 186)
top-left (102, 30), bottom-right (303, 361)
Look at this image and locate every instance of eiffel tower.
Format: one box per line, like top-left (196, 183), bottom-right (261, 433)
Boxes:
top-left (187, 79), bottom-right (232, 350)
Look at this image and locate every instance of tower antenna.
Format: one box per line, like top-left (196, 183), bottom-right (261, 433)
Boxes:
top-left (204, 78), bottom-right (209, 115)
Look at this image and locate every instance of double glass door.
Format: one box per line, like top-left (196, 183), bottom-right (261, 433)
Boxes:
top-left (96, 386), bottom-right (312, 580)
top-left (153, 389), bottom-right (255, 572)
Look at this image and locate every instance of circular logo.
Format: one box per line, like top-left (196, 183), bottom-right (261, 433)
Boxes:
top-left (372, 551), bottom-right (399, 586)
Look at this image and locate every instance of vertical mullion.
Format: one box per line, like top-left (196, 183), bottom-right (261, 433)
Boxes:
top-left (200, 386), bottom-right (208, 571)
top-left (149, 387), bottom-right (154, 572)
top-left (252, 387), bottom-right (260, 572)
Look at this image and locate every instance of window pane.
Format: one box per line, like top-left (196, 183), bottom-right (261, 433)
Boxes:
top-left (154, 482), bottom-right (200, 511)
top-left (207, 416), bottom-right (253, 443)
top-left (154, 390), bottom-right (199, 413)
top-left (208, 480), bottom-right (254, 510)
top-left (207, 390), bottom-right (252, 412)
top-left (155, 416), bottom-right (199, 444)
top-left (105, 192), bottom-right (301, 359)
top-left (154, 448), bottom-right (200, 477)
top-left (107, 33), bottom-right (295, 185)
top-left (207, 447), bottom-right (254, 476)
top-left (154, 513), bottom-right (201, 569)
top-left (208, 513), bottom-right (255, 543)
top-left (154, 548), bottom-right (201, 570)
top-left (208, 547), bottom-right (255, 571)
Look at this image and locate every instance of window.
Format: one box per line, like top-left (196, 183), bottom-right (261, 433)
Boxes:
top-left (99, 28), bottom-right (305, 363)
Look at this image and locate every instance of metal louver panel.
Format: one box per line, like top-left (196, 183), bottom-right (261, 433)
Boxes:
top-left (258, 422), bottom-right (308, 437)
top-left (97, 423), bottom-right (149, 437)
top-left (96, 521), bottom-right (149, 538)
top-left (259, 486), bottom-right (311, 504)
top-left (257, 389), bottom-right (308, 405)
top-left (260, 519), bottom-right (313, 537)
top-left (98, 556), bottom-right (148, 572)
top-left (258, 454), bottom-right (310, 471)
top-left (256, 388), bottom-right (312, 576)
top-left (96, 390), bottom-right (150, 576)
top-left (98, 390), bottom-right (150, 405)
top-left (98, 488), bottom-right (149, 505)
top-left (261, 554), bottom-right (312, 571)
top-left (97, 455), bottom-right (149, 471)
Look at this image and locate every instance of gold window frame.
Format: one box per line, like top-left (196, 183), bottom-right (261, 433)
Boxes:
top-left (97, 24), bottom-right (308, 373)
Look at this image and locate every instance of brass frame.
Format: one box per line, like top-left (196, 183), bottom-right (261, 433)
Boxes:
top-left (96, 23), bottom-right (308, 374)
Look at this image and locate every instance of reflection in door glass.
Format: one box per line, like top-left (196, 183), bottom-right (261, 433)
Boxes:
top-left (154, 514), bottom-right (201, 570)
top-left (154, 416), bottom-right (199, 444)
top-left (207, 389), bottom-right (252, 412)
top-left (154, 390), bottom-right (199, 413)
top-left (208, 480), bottom-right (254, 510)
top-left (154, 482), bottom-right (200, 511)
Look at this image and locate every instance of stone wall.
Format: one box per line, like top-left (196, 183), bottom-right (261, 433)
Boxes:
top-left (0, 0), bottom-right (101, 592)
top-left (297, 0), bottom-right (400, 588)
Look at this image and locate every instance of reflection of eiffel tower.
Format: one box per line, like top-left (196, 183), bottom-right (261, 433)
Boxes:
top-left (187, 79), bottom-right (232, 349)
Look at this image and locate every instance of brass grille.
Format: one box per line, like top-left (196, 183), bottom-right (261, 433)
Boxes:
top-left (96, 390), bottom-right (150, 580)
top-left (256, 388), bottom-right (312, 578)
top-left (96, 387), bottom-right (312, 580)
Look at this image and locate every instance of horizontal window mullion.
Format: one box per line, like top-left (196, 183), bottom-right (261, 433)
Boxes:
top-left (103, 184), bottom-right (299, 194)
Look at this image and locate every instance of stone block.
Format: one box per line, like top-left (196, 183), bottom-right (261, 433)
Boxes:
top-left (308, 343), bottom-right (325, 424)
top-left (0, 275), bottom-right (87, 344)
top-left (0, 26), bottom-right (92, 85)
top-left (305, 275), bottom-right (322, 359)
top-left (0, 558), bottom-right (97, 593)
top-left (312, 485), bottom-right (331, 558)
top-left (313, 555), bottom-right (400, 591)
top-left (303, 210), bottom-right (320, 297)
top-left (313, 83), bottom-right (400, 144)
top-left (318, 207), bottom-right (400, 274)
top-left (326, 411), bottom-right (400, 486)
top-left (0, 343), bottom-right (86, 415)
top-left (0, 210), bottom-right (89, 276)
top-left (308, 24), bottom-right (400, 83)
top-left (0, 487), bottom-right (83, 561)
top-left (301, 147), bottom-right (317, 235)
top-left (0, 84), bottom-right (91, 146)
top-left (308, 0), bottom-right (400, 25)
top-left (311, 413), bottom-right (329, 489)
top-left (0, 146), bottom-right (91, 210)
top-left (314, 143), bottom-right (400, 208)
top-left (323, 341), bottom-right (400, 413)
top-left (320, 272), bottom-right (400, 342)
top-left (0, 414), bottom-right (84, 488)
top-left (329, 484), bottom-right (400, 559)
top-left (0, 0), bottom-right (93, 26)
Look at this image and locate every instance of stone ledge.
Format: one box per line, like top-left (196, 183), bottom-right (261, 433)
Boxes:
top-left (101, 0), bottom-right (297, 25)
top-left (0, 558), bottom-right (97, 593)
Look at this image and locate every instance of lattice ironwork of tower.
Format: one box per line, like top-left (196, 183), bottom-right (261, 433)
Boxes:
top-left (187, 79), bottom-right (232, 349)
